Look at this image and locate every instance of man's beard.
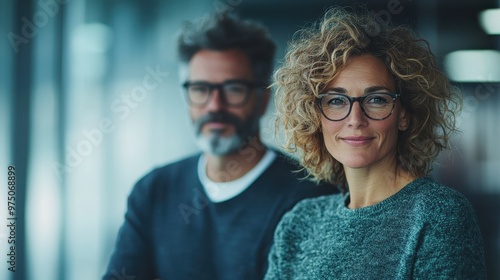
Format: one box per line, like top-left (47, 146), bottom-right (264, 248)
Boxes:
top-left (193, 110), bottom-right (259, 156)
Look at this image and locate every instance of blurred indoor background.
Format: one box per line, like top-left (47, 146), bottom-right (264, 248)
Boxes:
top-left (1, 0), bottom-right (499, 279)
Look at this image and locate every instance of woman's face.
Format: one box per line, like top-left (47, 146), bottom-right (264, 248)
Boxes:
top-left (320, 54), bottom-right (408, 170)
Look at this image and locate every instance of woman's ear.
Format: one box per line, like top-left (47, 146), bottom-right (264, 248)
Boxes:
top-left (398, 107), bottom-right (409, 131)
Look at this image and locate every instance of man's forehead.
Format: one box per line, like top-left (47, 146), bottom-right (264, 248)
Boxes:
top-left (186, 49), bottom-right (254, 82)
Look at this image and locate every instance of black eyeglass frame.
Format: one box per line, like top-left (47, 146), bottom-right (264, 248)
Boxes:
top-left (182, 80), bottom-right (264, 107)
top-left (317, 92), bottom-right (401, 121)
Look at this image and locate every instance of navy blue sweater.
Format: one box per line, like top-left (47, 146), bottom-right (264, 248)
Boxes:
top-left (103, 152), bottom-right (336, 280)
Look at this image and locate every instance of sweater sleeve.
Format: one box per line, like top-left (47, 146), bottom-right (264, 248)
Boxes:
top-left (413, 195), bottom-right (487, 279)
top-left (265, 199), bottom-right (313, 280)
top-left (264, 212), bottom-right (290, 280)
top-left (102, 172), bottom-right (157, 280)
top-left (265, 244), bottom-right (280, 280)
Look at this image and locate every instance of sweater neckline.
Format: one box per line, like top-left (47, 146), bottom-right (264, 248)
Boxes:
top-left (198, 149), bottom-right (277, 203)
top-left (335, 177), bottom-right (430, 218)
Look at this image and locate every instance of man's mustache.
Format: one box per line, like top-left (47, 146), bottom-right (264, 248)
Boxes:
top-left (194, 111), bottom-right (242, 135)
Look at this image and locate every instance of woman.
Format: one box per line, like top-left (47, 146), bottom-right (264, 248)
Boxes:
top-left (265, 7), bottom-right (486, 279)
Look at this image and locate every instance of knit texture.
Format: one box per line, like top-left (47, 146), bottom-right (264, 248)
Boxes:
top-left (265, 177), bottom-right (486, 279)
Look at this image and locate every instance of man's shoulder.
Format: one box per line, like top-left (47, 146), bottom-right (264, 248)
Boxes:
top-left (262, 150), bottom-right (338, 197)
top-left (158, 152), bottom-right (200, 171)
top-left (266, 150), bottom-right (307, 178)
top-left (270, 150), bottom-right (301, 167)
top-left (130, 153), bottom-right (201, 195)
top-left (144, 153), bottom-right (200, 179)
top-left (267, 150), bottom-right (331, 184)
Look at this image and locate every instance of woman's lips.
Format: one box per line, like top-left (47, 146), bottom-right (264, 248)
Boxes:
top-left (341, 136), bottom-right (375, 146)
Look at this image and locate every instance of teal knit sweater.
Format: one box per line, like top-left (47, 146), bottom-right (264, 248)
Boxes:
top-left (265, 178), bottom-right (486, 279)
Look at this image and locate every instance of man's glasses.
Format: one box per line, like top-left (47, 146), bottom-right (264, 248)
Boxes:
top-left (182, 80), bottom-right (263, 107)
top-left (317, 92), bottom-right (400, 121)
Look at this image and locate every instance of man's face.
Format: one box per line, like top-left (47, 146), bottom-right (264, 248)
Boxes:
top-left (187, 49), bottom-right (264, 156)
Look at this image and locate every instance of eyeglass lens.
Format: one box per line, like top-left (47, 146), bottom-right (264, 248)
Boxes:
top-left (186, 82), bottom-right (251, 106)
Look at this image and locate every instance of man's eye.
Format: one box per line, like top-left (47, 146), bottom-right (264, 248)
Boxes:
top-left (225, 84), bottom-right (247, 94)
top-left (190, 85), bottom-right (208, 93)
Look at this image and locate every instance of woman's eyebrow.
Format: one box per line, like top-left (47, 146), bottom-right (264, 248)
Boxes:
top-left (326, 86), bottom-right (391, 94)
top-left (327, 87), bottom-right (347, 93)
top-left (364, 86), bottom-right (391, 93)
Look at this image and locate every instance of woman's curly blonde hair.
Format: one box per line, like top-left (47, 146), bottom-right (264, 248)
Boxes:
top-left (274, 7), bottom-right (461, 192)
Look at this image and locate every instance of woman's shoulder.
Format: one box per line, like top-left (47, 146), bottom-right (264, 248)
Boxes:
top-left (293, 193), bottom-right (345, 215)
top-left (278, 194), bottom-right (344, 228)
top-left (406, 177), bottom-right (477, 222)
top-left (409, 177), bottom-right (470, 204)
top-left (273, 193), bottom-right (344, 243)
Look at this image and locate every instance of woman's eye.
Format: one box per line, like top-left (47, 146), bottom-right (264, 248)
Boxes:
top-left (327, 97), bottom-right (348, 106)
top-left (366, 94), bottom-right (390, 104)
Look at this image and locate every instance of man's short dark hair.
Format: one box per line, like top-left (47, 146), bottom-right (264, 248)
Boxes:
top-left (177, 12), bottom-right (276, 85)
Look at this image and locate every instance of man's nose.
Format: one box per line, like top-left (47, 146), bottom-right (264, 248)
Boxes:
top-left (205, 88), bottom-right (226, 111)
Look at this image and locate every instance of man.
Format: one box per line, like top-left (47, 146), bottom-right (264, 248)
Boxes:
top-left (103, 12), bottom-right (336, 280)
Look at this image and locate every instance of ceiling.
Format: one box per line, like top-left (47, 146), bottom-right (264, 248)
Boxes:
top-left (233, 0), bottom-right (500, 59)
